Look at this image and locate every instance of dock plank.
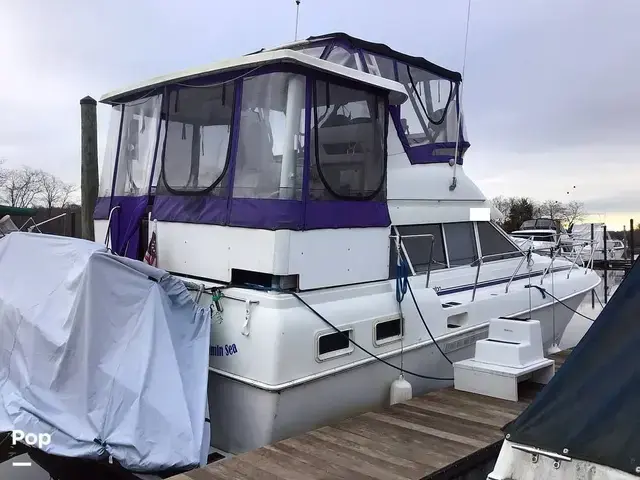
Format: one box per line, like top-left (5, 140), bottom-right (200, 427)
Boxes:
top-left (174, 349), bottom-right (571, 480)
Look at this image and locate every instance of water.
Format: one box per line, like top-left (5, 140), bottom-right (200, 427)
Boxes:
top-left (559, 269), bottom-right (625, 349)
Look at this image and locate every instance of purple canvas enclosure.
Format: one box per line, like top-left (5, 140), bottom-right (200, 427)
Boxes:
top-left (285, 34), bottom-right (469, 165)
top-left (96, 61), bottom-right (394, 242)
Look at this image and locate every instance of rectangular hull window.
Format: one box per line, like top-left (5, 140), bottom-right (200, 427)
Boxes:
top-left (375, 317), bottom-right (402, 345)
top-left (317, 329), bottom-right (353, 360)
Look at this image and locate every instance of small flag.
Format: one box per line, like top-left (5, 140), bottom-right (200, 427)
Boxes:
top-left (144, 231), bottom-right (157, 267)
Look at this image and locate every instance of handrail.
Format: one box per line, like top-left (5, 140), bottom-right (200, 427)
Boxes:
top-left (389, 232), bottom-right (435, 288)
top-left (566, 241), bottom-right (589, 279)
top-left (470, 247), bottom-right (531, 302)
top-left (471, 257), bottom-right (483, 301)
top-left (104, 205), bottom-right (120, 249)
top-left (470, 251), bottom-right (523, 267)
top-left (27, 212), bottom-right (68, 232)
top-left (539, 242), bottom-right (564, 285)
top-left (505, 250), bottom-right (531, 293)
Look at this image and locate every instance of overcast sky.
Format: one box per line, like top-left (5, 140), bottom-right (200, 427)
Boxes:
top-left (1, 0), bottom-right (638, 228)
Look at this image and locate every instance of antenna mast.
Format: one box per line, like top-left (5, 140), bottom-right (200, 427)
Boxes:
top-left (294, 1), bottom-right (301, 41)
top-left (449, 0), bottom-right (472, 191)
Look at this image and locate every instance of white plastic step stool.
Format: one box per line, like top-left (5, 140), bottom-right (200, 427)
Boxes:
top-left (453, 318), bottom-right (555, 401)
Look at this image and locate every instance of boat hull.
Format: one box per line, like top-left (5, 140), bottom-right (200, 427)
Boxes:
top-left (207, 290), bottom-right (587, 454)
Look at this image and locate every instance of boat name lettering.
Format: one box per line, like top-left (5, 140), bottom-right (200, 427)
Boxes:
top-left (210, 344), bottom-right (238, 357)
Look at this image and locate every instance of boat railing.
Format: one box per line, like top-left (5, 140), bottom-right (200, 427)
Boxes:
top-left (536, 238), bottom-right (597, 285)
top-left (389, 231), bottom-right (435, 289)
top-left (565, 239), bottom-right (597, 279)
top-left (470, 250), bottom-right (530, 301)
top-left (15, 212), bottom-right (69, 234)
top-left (104, 205), bottom-right (120, 250)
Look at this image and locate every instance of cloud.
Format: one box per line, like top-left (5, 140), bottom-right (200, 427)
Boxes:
top-left (0, 0), bottom-right (638, 216)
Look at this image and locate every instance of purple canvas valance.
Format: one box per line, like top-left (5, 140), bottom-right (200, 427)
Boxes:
top-left (153, 195), bottom-right (228, 225)
top-left (150, 196), bottom-right (390, 230)
top-left (305, 201), bottom-right (390, 229)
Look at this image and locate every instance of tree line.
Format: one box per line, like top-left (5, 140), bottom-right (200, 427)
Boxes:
top-left (0, 160), bottom-right (76, 213)
top-left (491, 196), bottom-right (587, 233)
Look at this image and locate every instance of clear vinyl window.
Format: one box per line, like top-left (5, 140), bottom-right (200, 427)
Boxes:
top-left (159, 82), bottom-right (235, 195)
top-left (98, 105), bottom-right (123, 197)
top-left (110, 95), bottom-right (163, 197)
top-left (233, 72), bottom-right (306, 200)
top-left (397, 64), bottom-right (458, 146)
top-left (310, 80), bottom-right (386, 201)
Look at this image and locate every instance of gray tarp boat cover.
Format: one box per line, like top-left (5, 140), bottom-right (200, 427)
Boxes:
top-left (0, 233), bottom-right (211, 472)
top-left (505, 255), bottom-right (640, 476)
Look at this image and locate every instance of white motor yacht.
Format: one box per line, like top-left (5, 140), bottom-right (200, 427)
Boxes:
top-left (90, 33), bottom-right (601, 456)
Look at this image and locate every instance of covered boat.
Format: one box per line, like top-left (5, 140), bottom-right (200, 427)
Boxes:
top-left (490, 256), bottom-right (640, 479)
top-left (0, 232), bottom-right (211, 473)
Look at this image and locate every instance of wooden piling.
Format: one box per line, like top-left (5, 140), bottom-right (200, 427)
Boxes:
top-left (80, 96), bottom-right (99, 241)
top-left (631, 219), bottom-right (635, 260)
top-left (591, 223), bottom-right (595, 309)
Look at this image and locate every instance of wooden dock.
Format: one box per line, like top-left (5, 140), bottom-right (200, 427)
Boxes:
top-left (172, 350), bottom-right (571, 480)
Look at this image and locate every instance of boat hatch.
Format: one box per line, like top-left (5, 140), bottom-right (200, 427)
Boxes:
top-left (95, 54), bottom-right (407, 261)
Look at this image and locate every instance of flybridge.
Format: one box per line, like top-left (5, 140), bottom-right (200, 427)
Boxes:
top-left (93, 34), bottom-right (481, 291)
top-left (263, 33), bottom-right (469, 165)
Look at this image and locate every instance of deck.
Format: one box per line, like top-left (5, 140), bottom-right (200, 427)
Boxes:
top-left (172, 350), bottom-right (571, 480)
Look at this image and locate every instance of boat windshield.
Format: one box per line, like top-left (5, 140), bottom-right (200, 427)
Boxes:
top-left (519, 219), bottom-right (559, 231)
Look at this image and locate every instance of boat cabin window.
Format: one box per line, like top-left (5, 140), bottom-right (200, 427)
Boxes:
top-left (476, 222), bottom-right (521, 261)
top-left (310, 80), bottom-right (386, 200)
top-left (158, 83), bottom-right (235, 195)
top-left (234, 73), bottom-right (306, 200)
top-left (443, 222), bottom-right (478, 267)
top-left (391, 224), bottom-right (446, 276)
top-left (390, 221), bottom-right (522, 279)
